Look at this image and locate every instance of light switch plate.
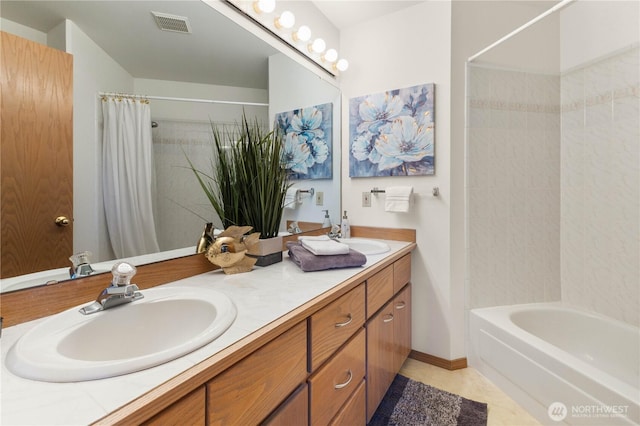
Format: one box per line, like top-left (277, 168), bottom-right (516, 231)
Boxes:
top-left (315, 191), bottom-right (324, 205)
top-left (362, 192), bottom-right (371, 207)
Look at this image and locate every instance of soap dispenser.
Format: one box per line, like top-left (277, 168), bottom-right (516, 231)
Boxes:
top-left (341, 210), bottom-right (351, 238)
top-left (322, 210), bottom-right (332, 228)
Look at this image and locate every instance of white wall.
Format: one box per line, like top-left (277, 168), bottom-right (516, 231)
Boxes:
top-left (0, 18), bottom-right (46, 44)
top-left (340, 1), bottom-right (455, 359)
top-left (64, 20), bottom-right (134, 263)
top-left (269, 53), bottom-right (342, 230)
top-left (560, 0), bottom-right (640, 71)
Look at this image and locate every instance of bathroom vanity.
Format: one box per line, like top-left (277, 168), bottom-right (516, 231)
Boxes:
top-left (1, 228), bottom-right (415, 425)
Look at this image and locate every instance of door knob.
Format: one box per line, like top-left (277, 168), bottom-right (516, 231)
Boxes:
top-left (55, 216), bottom-right (70, 227)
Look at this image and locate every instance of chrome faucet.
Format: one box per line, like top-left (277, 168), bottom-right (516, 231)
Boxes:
top-left (79, 262), bottom-right (144, 315)
top-left (69, 251), bottom-right (95, 279)
top-left (328, 224), bottom-right (342, 239)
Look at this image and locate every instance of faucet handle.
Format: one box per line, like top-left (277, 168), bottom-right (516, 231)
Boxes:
top-left (111, 262), bottom-right (137, 287)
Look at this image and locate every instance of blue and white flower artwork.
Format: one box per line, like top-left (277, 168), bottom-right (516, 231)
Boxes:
top-left (276, 102), bottom-right (333, 180)
top-left (349, 83), bottom-right (435, 177)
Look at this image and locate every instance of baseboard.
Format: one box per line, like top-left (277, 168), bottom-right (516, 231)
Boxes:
top-left (409, 350), bottom-right (468, 370)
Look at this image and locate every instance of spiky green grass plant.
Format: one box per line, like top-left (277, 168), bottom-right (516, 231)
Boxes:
top-left (187, 114), bottom-right (291, 239)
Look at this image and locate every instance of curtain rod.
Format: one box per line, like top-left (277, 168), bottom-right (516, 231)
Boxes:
top-left (467, 0), bottom-right (576, 63)
top-left (98, 92), bottom-right (269, 107)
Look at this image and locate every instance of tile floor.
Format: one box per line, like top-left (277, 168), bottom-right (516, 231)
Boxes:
top-left (399, 358), bottom-right (542, 426)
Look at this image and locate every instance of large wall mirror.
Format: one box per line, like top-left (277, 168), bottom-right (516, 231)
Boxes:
top-left (0, 0), bottom-right (341, 293)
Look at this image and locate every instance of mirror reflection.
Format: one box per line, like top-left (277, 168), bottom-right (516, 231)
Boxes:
top-left (0, 0), bottom-right (341, 292)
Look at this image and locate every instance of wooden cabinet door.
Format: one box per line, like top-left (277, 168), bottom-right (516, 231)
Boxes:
top-left (142, 387), bottom-right (205, 426)
top-left (1, 31), bottom-right (73, 278)
top-left (207, 321), bottom-right (307, 425)
top-left (366, 300), bottom-right (395, 422)
top-left (393, 284), bottom-right (412, 373)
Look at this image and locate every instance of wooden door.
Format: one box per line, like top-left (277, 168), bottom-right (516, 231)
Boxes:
top-left (366, 301), bottom-right (395, 422)
top-left (1, 31), bottom-right (73, 278)
top-left (393, 285), bottom-right (412, 373)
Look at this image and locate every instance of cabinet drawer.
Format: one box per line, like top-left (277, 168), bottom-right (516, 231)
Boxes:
top-left (367, 264), bottom-right (394, 318)
top-left (207, 321), bottom-right (307, 425)
top-left (393, 254), bottom-right (411, 294)
top-left (143, 387), bottom-right (205, 426)
top-left (329, 379), bottom-right (365, 426)
top-left (262, 384), bottom-right (308, 426)
top-left (309, 283), bottom-right (365, 371)
top-left (309, 328), bottom-right (366, 426)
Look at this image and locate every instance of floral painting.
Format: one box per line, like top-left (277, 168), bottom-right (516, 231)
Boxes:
top-left (349, 83), bottom-right (434, 177)
top-left (276, 102), bottom-right (333, 180)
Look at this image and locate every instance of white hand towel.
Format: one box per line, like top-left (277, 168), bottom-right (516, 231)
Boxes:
top-left (298, 235), bottom-right (330, 241)
top-left (385, 186), bottom-right (413, 212)
top-left (284, 188), bottom-right (300, 210)
top-left (300, 238), bottom-right (350, 256)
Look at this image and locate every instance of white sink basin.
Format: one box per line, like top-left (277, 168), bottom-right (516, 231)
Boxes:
top-left (6, 286), bottom-right (236, 382)
top-left (340, 238), bottom-right (390, 255)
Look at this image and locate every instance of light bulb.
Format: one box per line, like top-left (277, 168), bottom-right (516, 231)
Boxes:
top-left (322, 48), bottom-right (338, 63)
top-left (253, 0), bottom-right (276, 14)
top-left (335, 58), bottom-right (349, 72)
top-left (292, 25), bottom-right (311, 42)
top-left (275, 10), bottom-right (295, 29)
top-left (309, 38), bottom-right (326, 54)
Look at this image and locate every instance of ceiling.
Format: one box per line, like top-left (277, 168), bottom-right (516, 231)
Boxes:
top-left (0, 1), bottom-right (423, 89)
top-left (313, 1), bottom-right (423, 30)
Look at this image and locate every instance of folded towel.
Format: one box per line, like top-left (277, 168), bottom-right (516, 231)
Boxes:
top-left (301, 238), bottom-right (350, 256)
top-left (385, 186), bottom-right (413, 212)
top-left (298, 235), bottom-right (330, 241)
top-left (284, 188), bottom-right (300, 210)
top-left (286, 242), bottom-right (366, 272)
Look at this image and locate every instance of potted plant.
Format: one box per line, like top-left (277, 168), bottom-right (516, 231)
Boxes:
top-left (187, 113), bottom-right (291, 266)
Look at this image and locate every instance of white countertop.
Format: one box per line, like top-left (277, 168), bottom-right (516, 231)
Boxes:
top-left (0, 239), bottom-right (411, 425)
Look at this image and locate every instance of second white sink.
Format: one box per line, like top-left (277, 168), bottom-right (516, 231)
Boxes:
top-left (340, 238), bottom-right (390, 255)
top-left (6, 286), bottom-right (236, 382)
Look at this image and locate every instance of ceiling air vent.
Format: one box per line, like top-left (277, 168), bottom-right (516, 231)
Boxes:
top-left (151, 11), bottom-right (192, 34)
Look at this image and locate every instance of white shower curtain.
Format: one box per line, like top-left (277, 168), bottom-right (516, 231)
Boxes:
top-left (102, 96), bottom-right (160, 258)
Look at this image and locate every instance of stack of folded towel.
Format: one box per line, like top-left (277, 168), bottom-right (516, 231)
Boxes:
top-left (287, 235), bottom-right (366, 272)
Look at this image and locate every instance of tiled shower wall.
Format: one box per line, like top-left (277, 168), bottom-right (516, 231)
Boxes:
top-left (152, 120), bottom-right (220, 251)
top-left (560, 46), bottom-right (640, 326)
top-left (466, 65), bottom-right (561, 308)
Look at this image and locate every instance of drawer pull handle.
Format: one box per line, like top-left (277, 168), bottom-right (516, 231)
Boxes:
top-left (334, 369), bottom-right (353, 389)
top-left (335, 313), bottom-right (353, 328)
top-left (383, 313), bottom-right (394, 323)
top-left (395, 301), bottom-right (406, 310)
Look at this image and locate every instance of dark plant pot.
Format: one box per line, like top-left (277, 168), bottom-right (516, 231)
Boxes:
top-left (246, 236), bottom-right (283, 267)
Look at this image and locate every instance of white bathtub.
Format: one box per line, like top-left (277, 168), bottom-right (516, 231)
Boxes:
top-left (469, 303), bottom-right (639, 425)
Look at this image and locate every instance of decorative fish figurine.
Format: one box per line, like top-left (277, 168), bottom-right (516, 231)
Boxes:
top-left (205, 226), bottom-right (260, 274)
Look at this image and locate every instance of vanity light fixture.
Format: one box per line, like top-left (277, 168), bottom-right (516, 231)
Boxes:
top-left (229, 1), bottom-right (349, 74)
top-left (335, 58), bottom-right (349, 72)
top-left (253, 0), bottom-right (276, 14)
top-left (292, 25), bottom-right (311, 42)
top-left (322, 48), bottom-right (338, 63)
top-left (274, 10), bottom-right (295, 29)
top-left (309, 38), bottom-right (326, 54)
